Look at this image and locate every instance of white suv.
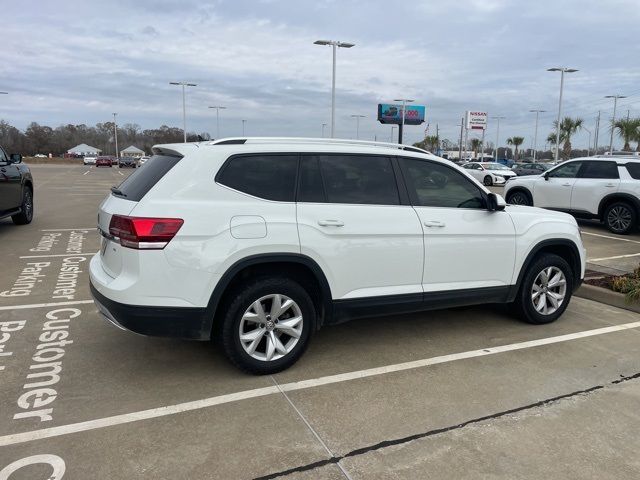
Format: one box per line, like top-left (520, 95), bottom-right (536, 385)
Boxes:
top-left (505, 156), bottom-right (640, 234)
top-left (90, 138), bottom-right (585, 374)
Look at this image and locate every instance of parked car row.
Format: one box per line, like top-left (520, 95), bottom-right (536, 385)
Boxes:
top-left (89, 156), bottom-right (140, 168)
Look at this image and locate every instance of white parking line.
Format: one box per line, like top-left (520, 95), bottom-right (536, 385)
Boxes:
top-left (1, 320), bottom-right (639, 447)
top-left (19, 253), bottom-right (97, 259)
top-left (41, 228), bottom-right (95, 232)
top-left (0, 300), bottom-right (95, 312)
top-left (588, 252), bottom-right (640, 262)
top-left (83, 170), bottom-right (90, 176)
top-left (581, 231), bottom-right (640, 244)
top-left (118, 171), bottom-right (124, 176)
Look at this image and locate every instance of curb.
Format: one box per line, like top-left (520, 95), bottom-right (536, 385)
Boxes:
top-left (576, 284), bottom-right (640, 314)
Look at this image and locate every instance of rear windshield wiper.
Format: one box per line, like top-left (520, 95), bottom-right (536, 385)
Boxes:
top-left (110, 186), bottom-right (127, 197)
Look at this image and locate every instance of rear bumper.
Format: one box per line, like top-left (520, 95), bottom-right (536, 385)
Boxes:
top-left (90, 282), bottom-right (211, 340)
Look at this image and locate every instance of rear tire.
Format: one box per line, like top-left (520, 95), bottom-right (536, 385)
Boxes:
top-left (513, 253), bottom-right (573, 325)
top-left (506, 190), bottom-right (532, 206)
top-left (12, 187), bottom-right (33, 225)
top-left (218, 277), bottom-right (316, 374)
top-left (603, 201), bottom-right (636, 235)
top-left (483, 175), bottom-right (493, 186)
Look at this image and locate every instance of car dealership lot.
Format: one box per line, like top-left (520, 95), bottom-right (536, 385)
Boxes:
top-left (1, 164), bottom-right (640, 479)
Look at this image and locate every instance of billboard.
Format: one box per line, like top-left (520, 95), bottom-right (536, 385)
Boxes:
top-left (378, 104), bottom-right (426, 125)
top-left (465, 111), bottom-right (487, 130)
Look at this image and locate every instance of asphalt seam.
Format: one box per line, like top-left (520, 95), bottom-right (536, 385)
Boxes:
top-left (253, 371), bottom-right (640, 480)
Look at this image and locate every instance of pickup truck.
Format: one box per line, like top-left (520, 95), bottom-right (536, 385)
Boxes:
top-left (0, 145), bottom-right (33, 225)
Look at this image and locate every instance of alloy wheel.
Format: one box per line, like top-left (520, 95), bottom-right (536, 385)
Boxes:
top-left (509, 192), bottom-right (529, 205)
top-left (531, 266), bottom-right (567, 315)
top-left (24, 190), bottom-right (33, 221)
top-left (239, 294), bottom-right (303, 362)
top-left (607, 205), bottom-right (632, 233)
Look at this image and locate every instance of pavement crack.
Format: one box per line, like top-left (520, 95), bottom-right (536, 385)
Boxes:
top-left (255, 371), bottom-right (640, 480)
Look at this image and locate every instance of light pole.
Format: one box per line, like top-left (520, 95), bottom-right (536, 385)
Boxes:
top-left (0, 92), bottom-right (7, 95)
top-left (582, 126), bottom-right (591, 156)
top-left (321, 123), bottom-right (327, 138)
top-left (351, 114), bottom-right (365, 139)
top-left (529, 109), bottom-right (546, 161)
top-left (547, 67), bottom-right (578, 162)
top-left (393, 98), bottom-right (414, 144)
top-left (314, 40), bottom-right (355, 138)
top-left (208, 106), bottom-right (227, 139)
top-left (605, 95), bottom-right (626, 153)
top-left (169, 82), bottom-right (197, 142)
top-left (112, 113), bottom-right (119, 159)
top-left (241, 119), bottom-right (247, 136)
top-left (390, 126), bottom-right (396, 142)
top-left (491, 116), bottom-right (506, 161)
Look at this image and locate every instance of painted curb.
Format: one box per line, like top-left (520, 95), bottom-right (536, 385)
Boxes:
top-left (576, 284), bottom-right (640, 314)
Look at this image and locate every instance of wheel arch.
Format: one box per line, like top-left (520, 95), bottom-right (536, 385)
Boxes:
top-left (506, 186), bottom-right (533, 203)
top-left (205, 254), bottom-right (333, 338)
top-left (597, 193), bottom-right (640, 219)
top-left (509, 239), bottom-right (582, 302)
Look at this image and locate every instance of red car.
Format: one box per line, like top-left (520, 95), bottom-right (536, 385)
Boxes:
top-left (96, 156), bottom-right (113, 167)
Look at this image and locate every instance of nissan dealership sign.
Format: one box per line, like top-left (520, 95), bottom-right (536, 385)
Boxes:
top-left (465, 111), bottom-right (487, 130)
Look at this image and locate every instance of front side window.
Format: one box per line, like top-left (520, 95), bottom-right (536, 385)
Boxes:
top-left (548, 161), bottom-right (582, 178)
top-left (217, 154), bottom-right (298, 202)
top-left (579, 161), bottom-right (619, 179)
top-left (306, 154), bottom-right (400, 205)
top-left (400, 158), bottom-right (486, 209)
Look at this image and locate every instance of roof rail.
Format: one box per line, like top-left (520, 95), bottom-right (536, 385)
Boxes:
top-left (208, 137), bottom-right (431, 154)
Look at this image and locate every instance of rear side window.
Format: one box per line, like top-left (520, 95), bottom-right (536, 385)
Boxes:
top-left (304, 154), bottom-right (399, 205)
top-left (625, 163), bottom-right (640, 179)
top-left (217, 154), bottom-right (298, 201)
top-left (579, 161), bottom-right (619, 179)
top-left (113, 154), bottom-right (181, 201)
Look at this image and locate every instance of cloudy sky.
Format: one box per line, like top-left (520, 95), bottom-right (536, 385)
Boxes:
top-left (2, 0), bottom-right (640, 148)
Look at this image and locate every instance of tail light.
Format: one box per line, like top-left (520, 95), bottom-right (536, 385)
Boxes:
top-left (109, 215), bottom-right (184, 249)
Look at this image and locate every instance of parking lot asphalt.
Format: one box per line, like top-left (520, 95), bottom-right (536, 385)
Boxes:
top-left (1, 164), bottom-right (640, 479)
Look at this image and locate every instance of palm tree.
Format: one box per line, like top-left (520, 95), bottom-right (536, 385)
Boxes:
top-left (614, 118), bottom-right (640, 151)
top-left (413, 135), bottom-right (439, 152)
top-left (506, 136), bottom-right (524, 161)
top-left (470, 138), bottom-right (482, 159)
top-left (553, 117), bottom-right (583, 160)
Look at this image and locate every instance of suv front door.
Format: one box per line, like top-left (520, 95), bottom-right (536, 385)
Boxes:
top-left (534, 160), bottom-right (583, 210)
top-left (296, 154), bottom-right (424, 300)
top-left (0, 146), bottom-right (22, 212)
top-left (399, 157), bottom-right (516, 292)
top-left (571, 160), bottom-right (620, 215)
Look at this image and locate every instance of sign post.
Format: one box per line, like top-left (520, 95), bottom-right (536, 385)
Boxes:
top-left (377, 104), bottom-right (426, 144)
top-left (465, 111), bottom-right (487, 160)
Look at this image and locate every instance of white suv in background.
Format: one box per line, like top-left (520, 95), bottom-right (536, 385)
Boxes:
top-left (90, 138), bottom-right (585, 374)
top-left (505, 156), bottom-right (640, 234)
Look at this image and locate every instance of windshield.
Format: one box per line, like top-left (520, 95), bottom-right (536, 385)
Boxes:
top-left (481, 163), bottom-right (510, 170)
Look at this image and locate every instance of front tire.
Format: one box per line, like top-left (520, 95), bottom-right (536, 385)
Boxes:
top-left (12, 188), bottom-right (34, 225)
top-left (513, 253), bottom-right (573, 325)
top-left (604, 201), bottom-right (636, 235)
top-left (219, 277), bottom-right (316, 374)
top-left (506, 190), bottom-right (532, 206)
top-left (483, 175), bottom-right (493, 186)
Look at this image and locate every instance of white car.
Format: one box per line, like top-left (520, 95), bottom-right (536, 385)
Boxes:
top-left (462, 162), bottom-right (517, 186)
top-left (505, 156), bottom-right (640, 234)
top-left (90, 137), bottom-right (585, 374)
top-left (83, 156), bottom-right (97, 165)
top-left (34, 153), bottom-right (47, 158)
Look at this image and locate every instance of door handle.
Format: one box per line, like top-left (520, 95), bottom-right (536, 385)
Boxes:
top-left (562, 183), bottom-right (571, 187)
top-left (605, 184), bottom-right (616, 188)
top-left (318, 219), bottom-right (344, 227)
top-left (423, 220), bottom-right (446, 228)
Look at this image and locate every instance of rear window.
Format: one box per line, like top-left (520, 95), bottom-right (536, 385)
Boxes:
top-left (625, 163), bottom-right (640, 179)
top-left (216, 154), bottom-right (298, 201)
top-left (112, 154), bottom-right (181, 201)
top-left (579, 161), bottom-right (619, 179)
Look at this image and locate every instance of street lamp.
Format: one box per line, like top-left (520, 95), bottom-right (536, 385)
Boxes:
top-left (351, 114), bottom-right (365, 139)
top-left (241, 119), bottom-right (247, 136)
top-left (321, 123), bottom-right (327, 138)
top-left (529, 110), bottom-right (546, 161)
top-left (112, 113), bottom-right (119, 159)
top-left (394, 98), bottom-right (414, 144)
top-left (390, 126), bottom-right (396, 142)
top-left (605, 95), bottom-right (626, 153)
top-left (169, 81), bottom-right (197, 142)
top-left (208, 106), bottom-right (227, 139)
top-left (491, 116), bottom-right (506, 161)
top-left (547, 67), bottom-right (578, 162)
top-left (582, 125), bottom-right (592, 156)
top-left (314, 39), bottom-right (355, 138)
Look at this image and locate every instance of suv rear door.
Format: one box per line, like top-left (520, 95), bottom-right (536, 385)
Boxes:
top-left (398, 157), bottom-right (516, 292)
top-left (296, 154), bottom-right (424, 300)
top-left (571, 160), bottom-right (620, 215)
top-left (0, 146), bottom-right (21, 211)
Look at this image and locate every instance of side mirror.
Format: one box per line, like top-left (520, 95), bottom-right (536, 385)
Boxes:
top-left (487, 193), bottom-right (506, 212)
top-left (10, 154), bottom-right (22, 164)
top-left (543, 172), bottom-right (549, 181)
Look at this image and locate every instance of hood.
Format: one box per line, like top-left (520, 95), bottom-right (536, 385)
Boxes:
top-left (505, 204), bottom-right (577, 223)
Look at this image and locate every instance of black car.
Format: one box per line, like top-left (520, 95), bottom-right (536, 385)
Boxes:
top-left (512, 162), bottom-right (550, 176)
top-left (118, 156), bottom-right (137, 168)
top-left (0, 145), bottom-right (33, 225)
